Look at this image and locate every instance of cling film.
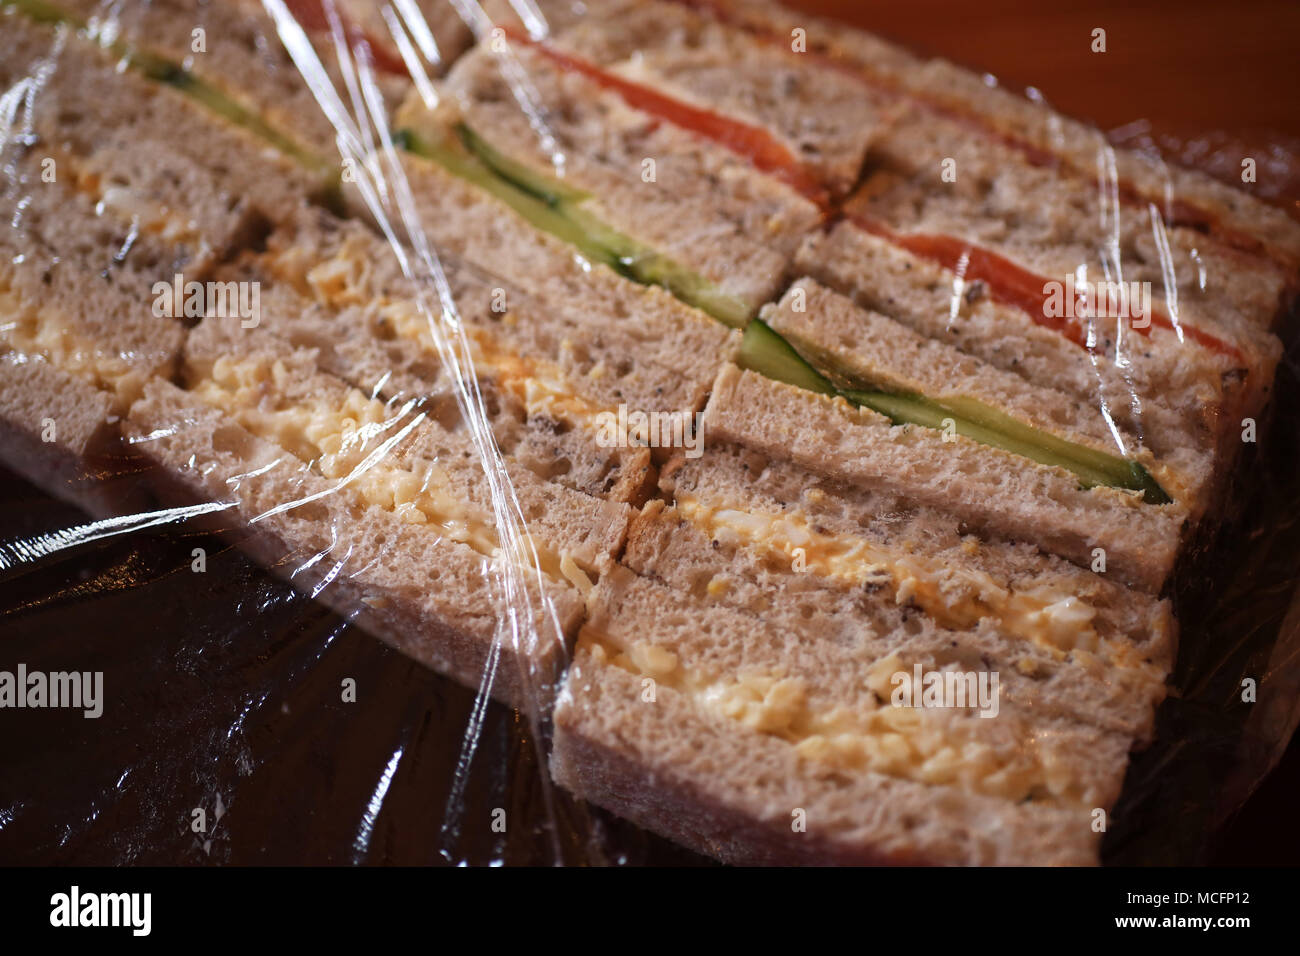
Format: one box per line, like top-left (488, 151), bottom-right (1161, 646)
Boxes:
top-left (0, 0), bottom-right (1297, 868)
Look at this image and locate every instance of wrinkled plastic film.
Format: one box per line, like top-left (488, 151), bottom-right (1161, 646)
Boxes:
top-left (0, 0), bottom-right (603, 865)
top-left (260, 0), bottom-right (576, 860)
top-left (0, 0), bottom-right (1296, 866)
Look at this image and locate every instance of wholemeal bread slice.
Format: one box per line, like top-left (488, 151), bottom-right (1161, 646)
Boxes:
top-left (46, 0), bottom-right (471, 154)
top-left (765, 277), bottom-right (1215, 523)
top-left (794, 223), bottom-right (1250, 458)
top-left (845, 151), bottom-right (1289, 354)
top-left (677, 0), bottom-right (1300, 272)
top-left (703, 361), bottom-right (1183, 593)
top-left (898, 56), bottom-right (1300, 275)
top-left (0, 156), bottom-right (188, 514)
top-left (0, 351), bottom-right (132, 517)
top-left (552, 564), bottom-right (1132, 865)
top-left (213, 247), bottom-right (654, 505)
top-left (180, 315), bottom-right (634, 577)
top-left (0, 157), bottom-right (187, 409)
top-left (338, 147), bottom-right (736, 405)
top-left (482, 0), bottom-right (891, 199)
top-left (241, 206), bottom-right (734, 502)
top-left (648, 0), bottom-right (929, 90)
top-left (258, 208), bottom-right (727, 420)
top-left (49, 0), bottom-right (340, 157)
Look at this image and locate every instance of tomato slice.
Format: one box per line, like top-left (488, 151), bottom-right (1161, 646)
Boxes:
top-left (500, 25), bottom-right (831, 212)
top-left (282, 0), bottom-right (409, 77)
top-left (848, 214), bottom-right (1246, 364)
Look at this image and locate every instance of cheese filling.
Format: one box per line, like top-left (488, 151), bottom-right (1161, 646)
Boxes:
top-left (675, 493), bottom-right (1162, 674)
top-left (583, 634), bottom-right (1095, 807)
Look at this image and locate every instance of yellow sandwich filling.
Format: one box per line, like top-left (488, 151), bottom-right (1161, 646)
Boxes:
top-left (279, 241), bottom-right (614, 427)
top-left (675, 493), bottom-right (1163, 674)
top-left (83, 172), bottom-right (211, 251)
top-left (582, 633), bottom-right (1092, 807)
top-left (185, 352), bottom-right (575, 579)
top-left (0, 287), bottom-right (155, 409)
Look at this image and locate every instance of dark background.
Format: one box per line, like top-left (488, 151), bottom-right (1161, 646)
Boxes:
top-left (802, 0), bottom-right (1300, 148)
top-left (0, 0), bottom-right (1297, 866)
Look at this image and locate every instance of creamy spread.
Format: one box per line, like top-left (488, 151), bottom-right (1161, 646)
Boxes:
top-left (584, 634), bottom-right (1093, 807)
top-left (675, 493), bottom-right (1162, 674)
top-left (187, 352), bottom-right (580, 579)
top-left (0, 287), bottom-right (153, 408)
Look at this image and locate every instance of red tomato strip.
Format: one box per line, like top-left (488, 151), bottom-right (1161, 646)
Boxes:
top-left (848, 213), bottom-right (1245, 364)
top-left (283, 0), bottom-right (409, 77)
top-left (500, 25), bottom-right (831, 212)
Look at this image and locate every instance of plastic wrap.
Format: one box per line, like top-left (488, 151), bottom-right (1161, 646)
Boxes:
top-left (0, 0), bottom-right (1297, 867)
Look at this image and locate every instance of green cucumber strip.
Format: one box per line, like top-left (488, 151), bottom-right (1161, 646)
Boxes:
top-left (399, 128), bottom-right (625, 271)
top-left (936, 395), bottom-right (1171, 503)
top-left (455, 123), bottom-right (589, 206)
top-left (451, 123), bottom-right (752, 327)
top-left (618, 245), bottom-right (753, 329)
top-left (4, 0), bottom-right (66, 24)
top-left (737, 320), bottom-right (837, 396)
top-left (748, 321), bottom-right (1171, 503)
top-left (842, 388), bottom-right (1128, 491)
top-left (155, 68), bottom-right (330, 176)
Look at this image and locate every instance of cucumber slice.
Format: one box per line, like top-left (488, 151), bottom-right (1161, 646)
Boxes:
top-left (453, 122), bottom-right (752, 326)
top-left (4, 0), bottom-right (66, 24)
top-left (400, 128), bottom-right (626, 271)
top-left (845, 389), bottom-right (1127, 491)
top-left (154, 67), bottom-right (330, 176)
top-left (754, 322), bottom-right (1172, 503)
top-left (618, 247), bottom-right (752, 329)
top-left (737, 320), bottom-right (837, 396)
top-left (455, 123), bottom-right (589, 207)
top-left (936, 395), bottom-right (1171, 503)
top-left (560, 203), bottom-right (752, 328)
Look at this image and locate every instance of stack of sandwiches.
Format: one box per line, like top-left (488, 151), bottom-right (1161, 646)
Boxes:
top-left (1, 0), bottom-right (1296, 864)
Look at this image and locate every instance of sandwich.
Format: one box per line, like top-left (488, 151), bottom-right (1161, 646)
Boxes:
top-left (389, 42), bottom-right (825, 321)
top-left (2, 0), bottom-right (1297, 865)
top-left (0, 9), bottom-right (321, 267)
